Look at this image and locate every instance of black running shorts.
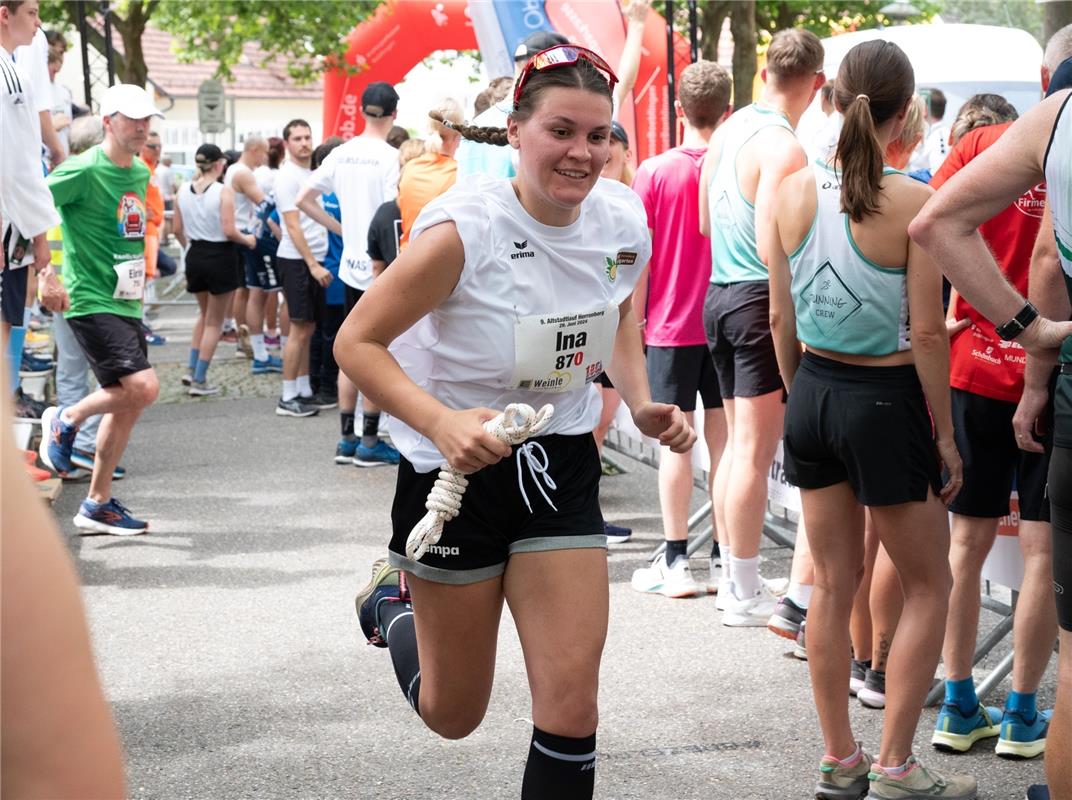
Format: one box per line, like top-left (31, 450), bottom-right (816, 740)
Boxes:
top-left (783, 352), bottom-right (942, 506)
top-left (0, 264), bottom-right (28, 326)
top-left (344, 285), bottom-right (364, 315)
top-left (185, 240), bottom-right (240, 296)
top-left (948, 388), bottom-right (1050, 521)
top-left (388, 433), bottom-right (607, 585)
top-left (241, 242), bottom-right (280, 291)
top-left (66, 312), bottom-right (151, 388)
top-left (277, 256), bottom-right (322, 322)
top-left (1049, 445), bottom-right (1072, 631)
top-left (703, 281), bottom-right (784, 399)
top-left (647, 344), bottom-right (722, 411)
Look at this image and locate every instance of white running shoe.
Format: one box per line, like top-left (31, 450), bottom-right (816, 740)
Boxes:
top-left (707, 555), bottom-right (723, 593)
top-left (714, 574), bottom-right (732, 609)
top-left (631, 553), bottom-right (706, 598)
top-left (722, 583), bottom-right (779, 627)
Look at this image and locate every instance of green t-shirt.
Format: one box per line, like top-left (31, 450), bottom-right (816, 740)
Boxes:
top-left (47, 145), bottom-right (150, 319)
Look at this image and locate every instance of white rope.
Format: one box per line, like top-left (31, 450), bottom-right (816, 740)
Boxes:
top-left (406, 403), bottom-right (555, 560)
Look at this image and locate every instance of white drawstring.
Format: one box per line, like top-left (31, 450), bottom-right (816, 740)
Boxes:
top-left (516, 442), bottom-right (558, 513)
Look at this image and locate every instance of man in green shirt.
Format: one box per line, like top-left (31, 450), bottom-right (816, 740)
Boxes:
top-left (39, 83), bottom-right (163, 535)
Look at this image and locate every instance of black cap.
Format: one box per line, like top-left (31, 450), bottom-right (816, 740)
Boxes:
top-left (362, 81), bottom-right (399, 118)
top-left (610, 120), bottom-right (629, 147)
top-left (513, 30), bottom-right (568, 62)
top-left (194, 143), bottom-right (224, 166)
top-left (1047, 56), bottom-right (1072, 97)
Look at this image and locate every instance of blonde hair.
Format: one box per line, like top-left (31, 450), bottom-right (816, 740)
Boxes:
top-left (893, 95), bottom-right (926, 152)
top-left (950, 93), bottom-right (1018, 145)
top-left (398, 138), bottom-right (425, 170)
top-left (424, 98), bottom-right (464, 155)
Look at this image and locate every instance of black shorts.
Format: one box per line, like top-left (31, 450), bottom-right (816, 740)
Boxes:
top-left (703, 281), bottom-right (783, 399)
top-left (185, 240), bottom-right (240, 295)
top-left (1049, 445), bottom-right (1072, 631)
top-left (344, 284), bottom-right (364, 315)
top-left (948, 388), bottom-right (1050, 521)
top-left (0, 265), bottom-right (28, 326)
top-left (242, 240), bottom-right (280, 291)
top-left (277, 256), bottom-right (322, 322)
top-left (647, 344), bottom-right (722, 411)
top-left (784, 351), bottom-right (942, 506)
top-left (66, 313), bottom-right (151, 388)
top-left (387, 434), bottom-right (607, 584)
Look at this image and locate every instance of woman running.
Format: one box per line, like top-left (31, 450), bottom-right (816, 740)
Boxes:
top-left (174, 143), bottom-right (255, 395)
top-left (767, 40), bottom-right (973, 799)
top-left (335, 44), bottom-right (693, 799)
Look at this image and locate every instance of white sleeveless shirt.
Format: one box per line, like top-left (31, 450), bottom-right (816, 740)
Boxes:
top-left (177, 182), bottom-right (227, 243)
top-left (224, 162), bottom-right (255, 232)
top-left (390, 174), bottom-right (651, 473)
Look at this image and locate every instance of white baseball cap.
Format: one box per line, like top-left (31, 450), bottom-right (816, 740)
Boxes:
top-left (100, 84), bottom-right (164, 120)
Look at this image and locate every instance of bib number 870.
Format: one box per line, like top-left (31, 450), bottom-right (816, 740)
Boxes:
top-left (555, 352), bottom-right (584, 370)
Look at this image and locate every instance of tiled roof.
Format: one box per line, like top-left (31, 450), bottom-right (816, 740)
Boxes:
top-left (121, 25), bottom-right (323, 100)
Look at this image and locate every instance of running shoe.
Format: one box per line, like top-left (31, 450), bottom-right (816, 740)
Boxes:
top-left (14, 388), bottom-right (48, 420)
top-left (858, 668), bottom-right (886, 709)
top-left (336, 438), bottom-right (359, 464)
top-left (276, 397), bottom-right (319, 417)
top-left (723, 583), bottom-right (778, 627)
top-left (816, 745), bottom-right (872, 800)
top-left (188, 380), bottom-right (221, 397)
top-left (19, 354), bottom-right (53, 376)
top-left (39, 406), bottom-right (77, 475)
top-left (24, 329), bottom-right (51, 350)
top-left (353, 440), bottom-right (401, 467)
top-left (144, 331), bottom-right (167, 346)
top-left (631, 552), bottom-right (706, 598)
top-left (767, 596), bottom-right (807, 640)
top-left (715, 574), bottom-right (731, 609)
top-left (181, 372), bottom-right (194, 387)
top-left (995, 708), bottom-right (1051, 759)
top-left (867, 756), bottom-right (977, 799)
top-left (600, 455), bottom-right (624, 476)
top-left (604, 521), bottom-right (632, 544)
top-left (73, 497), bottom-right (149, 535)
top-left (354, 558), bottom-right (408, 647)
top-left (251, 355), bottom-right (284, 374)
top-left (850, 659), bottom-right (869, 696)
top-left (70, 448), bottom-right (126, 480)
top-left (794, 619), bottom-right (808, 660)
top-left (237, 324), bottom-right (253, 358)
top-left (306, 391), bottom-right (338, 410)
top-left (1025, 785), bottom-right (1050, 800)
top-left (932, 703), bottom-right (1001, 753)
top-left (707, 554), bottom-right (723, 592)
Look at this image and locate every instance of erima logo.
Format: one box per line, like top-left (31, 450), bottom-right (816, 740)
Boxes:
top-left (511, 239), bottom-right (534, 260)
top-left (426, 544), bottom-right (460, 556)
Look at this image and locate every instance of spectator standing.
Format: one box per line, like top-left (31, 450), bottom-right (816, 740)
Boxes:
top-left (13, 22), bottom-right (63, 167)
top-left (308, 137), bottom-right (346, 405)
top-left (366, 139), bottom-right (423, 278)
top-left (397, 98), bottom-right (463, 247)
top-left (139, 130), bottom-right (168, 343)
top-left (45, 43), bottom-right (70, 155)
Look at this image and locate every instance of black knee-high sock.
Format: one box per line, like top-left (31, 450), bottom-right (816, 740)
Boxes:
top-left (379, 600), bottom-right (421, 716)
top-left (521, 726), bottom-right (596, 800)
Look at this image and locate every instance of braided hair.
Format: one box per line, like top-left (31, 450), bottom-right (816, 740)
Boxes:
top-left (949, 94), bottom-right (1018, 146)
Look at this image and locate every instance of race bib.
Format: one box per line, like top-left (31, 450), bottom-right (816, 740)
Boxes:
top-left (112, 257), bottom-right (145, 300)
top-left (512, 304), bottom-right (619, 393)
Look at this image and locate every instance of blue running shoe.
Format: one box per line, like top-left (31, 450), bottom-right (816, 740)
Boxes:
top-left (70, 448), bottom-right (127, 480)
top-left (38, 406), bottom-right (78, 476)
top-left (251, 355), bottom-right (284, 375)
top-left (353, 440), bottom-right (400, 467)
top-left (335, 438), bottom-right (358, 464)
top-left (73, 497), bottom-right (149, 536)
top-left (1026, 785), bottom-right (1050, 800)
top-left (996, 708), bottom-right (1052, 759)
top-left (932, 702), bottom-right (1002, 752)
top-left (144, 332), bottom-right (167, 346)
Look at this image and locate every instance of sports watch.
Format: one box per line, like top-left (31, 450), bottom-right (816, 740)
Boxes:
top-left (995, 301), bottom-right (1039, 341)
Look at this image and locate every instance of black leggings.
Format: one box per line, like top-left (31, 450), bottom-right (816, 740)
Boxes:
top-left (1051, 445), bottom-right (1072, 631)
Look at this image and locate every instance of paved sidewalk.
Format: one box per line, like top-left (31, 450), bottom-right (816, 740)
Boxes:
top-left (51, 302), bottom-right (1053, 800)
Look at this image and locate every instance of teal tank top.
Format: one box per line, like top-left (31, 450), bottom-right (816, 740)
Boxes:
top-left (707, 104), bottom-right (795, 285)
top-left (788, 161), bottom-right (910, 356)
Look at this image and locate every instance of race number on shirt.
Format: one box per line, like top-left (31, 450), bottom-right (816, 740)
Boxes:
top-left (112, 256), bottom-right (145, 300)
top-left (512, 303), bottom-right (619, 393)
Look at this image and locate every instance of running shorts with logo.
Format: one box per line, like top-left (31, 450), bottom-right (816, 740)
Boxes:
top-left (703, 281), bottom-right (783, 398)
top-left (185, 240), bottom-right (240, 296)
top-left (783, 351), bottom-right (942, 505)
top-left (344, 285), bottom-right (364, 315)
top-left (242, 237), bottom-right (280, 291)
top-left (948, 387), bottom-right (1050, 521)
top-left (647, 344), bottom-right (722, 411)
top-left (388, 433), bottom-right (606, 585)
top-left (66, 312), bottom-right (151, 387)
top-left (277, 256), bottom-right (322, 322)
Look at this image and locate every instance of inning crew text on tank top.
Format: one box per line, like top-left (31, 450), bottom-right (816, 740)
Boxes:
top-left (707, 104), bottom-right (795, 285)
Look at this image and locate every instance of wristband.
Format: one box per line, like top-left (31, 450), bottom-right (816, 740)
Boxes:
top-left (995, 302), bottom-right (1038, 341)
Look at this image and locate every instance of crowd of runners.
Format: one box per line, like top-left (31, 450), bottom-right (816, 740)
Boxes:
top-left (4, 0), bottom-right (1072, 797)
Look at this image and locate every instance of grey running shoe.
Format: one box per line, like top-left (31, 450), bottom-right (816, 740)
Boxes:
top-left (354, 558), bottom-right (405, 648)
top-left (768, 596), bottom-right (806, 640)
top-left (858, 668), bottom-right (886, 709)
top-left (850, 659), bottom-right (870, 696)
top-left (188, 380), bottom-right (220, 397)
top-left (816, 745), bottom-right (872, 800)
top-left (794, 618), bottom-right (808, 660)
top-left (276, 397), bottom-right (319, 417)
top-left (867, 756), bottom-right (977, 799)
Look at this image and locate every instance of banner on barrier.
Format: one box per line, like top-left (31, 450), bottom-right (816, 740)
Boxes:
top-left (981, 493), bottom-right (1024, 592)
top-left (768, 440), bottom-right (801, 513)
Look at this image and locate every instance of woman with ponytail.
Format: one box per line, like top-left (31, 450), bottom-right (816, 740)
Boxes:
top-left (768, 40), bottom-right (974, 799)
top-left (336, 45), bottom-right (693, 798)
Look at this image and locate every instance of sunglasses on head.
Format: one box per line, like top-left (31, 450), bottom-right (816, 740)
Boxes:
top-left (513, 44), bottom-right (619, 110)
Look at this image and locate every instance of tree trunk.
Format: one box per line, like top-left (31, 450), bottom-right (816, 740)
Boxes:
top-left (1042, 0), bottom-right (1072, 44)
top-left (699, 1), bottom-right (731, 61)
top-left (108, 0), bottom-right (153, 86)
top-left (730, 1), bottom-right (757, 108)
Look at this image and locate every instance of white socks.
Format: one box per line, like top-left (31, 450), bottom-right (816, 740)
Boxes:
top-left (251, 333), bottom-right (268, 362)
top-left (282, 380), bottom-right (298, 402)
top-left (787, 581), bottom-right (813, 609)
top-left (296, 375), bottom-right (312, 398)
top-left (729, 555), bottom-right (761, 600)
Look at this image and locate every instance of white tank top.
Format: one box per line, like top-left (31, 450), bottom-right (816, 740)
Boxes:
top-left (788, 161), bottom-right (910, 356)
top-left (390, 174), bottom-right (652, 473)
top-left (224, 162), bottom-right (255, 232)
top-left (177, 182), bottom-right (227, 243)
top-left (1045, 91), bottom-right (1072, 365)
